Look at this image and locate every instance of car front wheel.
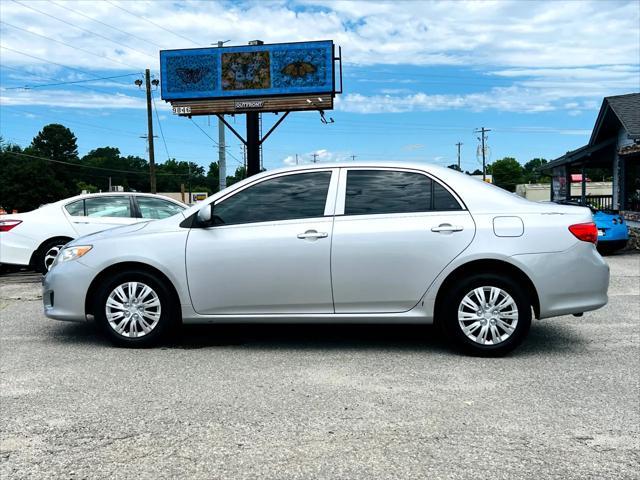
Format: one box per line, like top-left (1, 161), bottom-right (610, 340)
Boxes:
top-left (439, 274), bottom-right (532, 356)
top-left (94, 270), bottom-right (176, 347)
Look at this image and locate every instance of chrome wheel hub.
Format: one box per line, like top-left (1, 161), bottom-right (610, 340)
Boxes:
top-left (105, 282), bottom-right (161, 338)
top-left (458, 286), bottom-right (518, 345)
top-left (44, 244), bottom-right (64, 271)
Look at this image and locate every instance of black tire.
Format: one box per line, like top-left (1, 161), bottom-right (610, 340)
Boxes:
top-left (33, 238), bottom-right (71, 274)
top-left (438, 273), bottom-right (532, 356)
top-left (93, 269), bottom-right (177, 347)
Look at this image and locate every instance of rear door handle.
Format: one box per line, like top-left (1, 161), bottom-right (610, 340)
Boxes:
top-left (73, 221), bottom-right (90, 224)
top-left (297, 230), bottom-right (328, 240)
top-left (431, 223), bottom-right (464, 233)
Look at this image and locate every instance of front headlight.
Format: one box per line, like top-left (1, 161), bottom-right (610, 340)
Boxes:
top-left (53, 245), bottom-right (93, 266)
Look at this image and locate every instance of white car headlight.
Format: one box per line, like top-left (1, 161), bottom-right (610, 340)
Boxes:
top-left (54, 245), bottom-right (93, 266)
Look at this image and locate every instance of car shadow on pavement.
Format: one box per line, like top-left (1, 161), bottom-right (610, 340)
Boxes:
top-left (50, 318), bottom-right (586, 356)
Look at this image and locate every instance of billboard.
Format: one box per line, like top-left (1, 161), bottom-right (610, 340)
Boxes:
top-left (160, 40), bottom-right (335, 102)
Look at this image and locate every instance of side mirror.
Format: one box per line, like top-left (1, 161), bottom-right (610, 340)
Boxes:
top-left (196, 204), bottom-right (212, 225)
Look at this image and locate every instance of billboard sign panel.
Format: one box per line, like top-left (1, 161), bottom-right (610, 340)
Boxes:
top-left (160, 40), bottom-right (335, 102)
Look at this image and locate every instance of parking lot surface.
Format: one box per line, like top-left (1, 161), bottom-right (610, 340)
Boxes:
top-left (1, 253), bottom-right (638, 479)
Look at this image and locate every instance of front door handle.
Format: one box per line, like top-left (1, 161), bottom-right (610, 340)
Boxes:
top-left (73, 221), bottom-right (89, 224)
top-left (297, 230), bottom-right (328, 240)
top-left (431, 223), bottom-right (464, 233)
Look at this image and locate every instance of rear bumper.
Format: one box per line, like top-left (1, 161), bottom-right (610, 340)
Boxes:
top-left (512, 241), bottom-right (609, 319)
top-left (43, 259), bottom-right (95, 322)
top-left (597, 224), bottom-right (629, 242)
top-left (0, 232), bottom-right (38, 266)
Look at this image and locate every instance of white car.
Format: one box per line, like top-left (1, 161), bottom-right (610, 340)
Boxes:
top-left (0, 192), bottom-right (186, 273)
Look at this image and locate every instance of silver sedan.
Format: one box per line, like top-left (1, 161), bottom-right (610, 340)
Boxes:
top-left (43, 162), bottom-right (609, 355)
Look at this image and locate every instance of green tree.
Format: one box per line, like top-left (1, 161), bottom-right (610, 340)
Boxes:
top-left (31, 124), bottom-right (78, 161)
top-left (207, 162), bottom-right (220, 193)
top-left (447, 164), bottom-right (462, 172)
top-left (523, 158), bottom-right (550, 183)
top-left (490, 157), bottom-right (524, 192)
top-left (0, 126), bottom-right (83, 211)
top-left (30, 123), bottom-right (80, 198)
top-left (226, 166), bottom-right (246, 187)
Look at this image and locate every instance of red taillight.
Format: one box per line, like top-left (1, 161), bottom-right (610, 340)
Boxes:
top-left (568, 222), bottom-right (598, 244)
top-left (0, 220), bottom-right (22, 232)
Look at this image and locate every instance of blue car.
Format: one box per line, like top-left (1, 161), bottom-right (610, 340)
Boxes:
top-left (592, 209), bottom-right (629, 252)
top-left (555, 200), bottom-right (629, 252)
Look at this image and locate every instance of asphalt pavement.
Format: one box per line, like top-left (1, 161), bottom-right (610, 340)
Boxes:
top-left (1, 252), bottom-right (638, 479)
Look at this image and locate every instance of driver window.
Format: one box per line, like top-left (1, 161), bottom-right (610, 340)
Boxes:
top-left (213, 171), bottom-right (332, 226)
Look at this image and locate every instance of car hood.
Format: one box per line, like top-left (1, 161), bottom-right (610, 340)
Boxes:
top-left (67, 222), bottom-right (151, 246)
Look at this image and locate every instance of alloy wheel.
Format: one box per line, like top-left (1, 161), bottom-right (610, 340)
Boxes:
top-left (105, 282), bottom-right (162, 338)
top-left (43, 244), bottom-right (65, 271)
top-left (457, 286), bottom-right (519, 346)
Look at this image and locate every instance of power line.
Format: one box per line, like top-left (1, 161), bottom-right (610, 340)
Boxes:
top-left (0, 45), bottom-right (137, 96)
top-left (104, 0), bottom-right (200, 47)
top-left (5, 151), bottom-right (190, 177)
top-left (188, 118), bottom-right (244, 166)
top-left (11, 0), bottom-right (157, 61)
top-left (0, 21), bottom-right (142, 71)
top-left (0, 64), bottom-right (137, 97)
top-left (49, 0), bottom-right (166, 50)
top-left (0, 105), bottom-right (221, 150)
top-left (2, 71), bottom-right (141, 90)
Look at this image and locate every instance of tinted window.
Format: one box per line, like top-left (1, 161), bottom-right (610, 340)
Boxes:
top-left (345, 170), bottom-right (461, 215)
top-left (345, 170), bottom-right (432, 215)
top-left (84, 196), bottom-right (132, 218)
top-left (65, 200), bottom-right (85, 216)
top-left (137, 197), bottom-right (185, 219)
top-left (214, 172), bottom-right (331, 226)
top-left (433, 182), bottom-right (461, 210)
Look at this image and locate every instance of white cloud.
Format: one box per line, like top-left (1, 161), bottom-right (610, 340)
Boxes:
top-left (282, 148), bottom-right (352, 165)
top-left (0, 89), bottom-right (146, 109)
top-left (403, 143), bottom-right (424, 151)
top-left (1, 1), bottom-right (637, 70)
top-left (0, 0), bottom-right (637, 114)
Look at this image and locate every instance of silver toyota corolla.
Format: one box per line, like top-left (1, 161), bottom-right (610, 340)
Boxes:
top-left (43, 162), bottom-right (609, 355)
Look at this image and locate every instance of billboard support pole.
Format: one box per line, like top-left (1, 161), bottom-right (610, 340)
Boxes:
top-left (246, 111), bottom-right (261, 176)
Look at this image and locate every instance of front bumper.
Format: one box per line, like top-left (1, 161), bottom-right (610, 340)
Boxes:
top-left (43, 259), bottom-right (95, 322)
top-left (513, 241), bottom-right (609, 319)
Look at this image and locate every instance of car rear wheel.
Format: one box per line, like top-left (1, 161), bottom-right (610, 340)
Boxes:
top-left (93, 270), bottom-right (176, 347)
top-left (439, 273), bottom-right (532, 356)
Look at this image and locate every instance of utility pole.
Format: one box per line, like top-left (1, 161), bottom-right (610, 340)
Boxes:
top-left (217, 41), bottom-right (227, 191)
top-left (311, 153), bottom-right (319, 163)
top-left (187, 161), bottom-right (192, 204)
top-left (108, 176), bottom-right (112, 192)
top-left (455, 142), bottom-right (462, 170)
top-left (144, 69), bottom-right (156, 193)
top-left (350, 154), bottom-right (357, 161)
top-left (475, 127), bottom-right (491, 181)
top-left (295, 153), bottom-right (299, 165)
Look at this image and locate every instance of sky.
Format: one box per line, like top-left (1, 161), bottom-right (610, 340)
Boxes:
top-left (1, 0), bottom-right (639, 175)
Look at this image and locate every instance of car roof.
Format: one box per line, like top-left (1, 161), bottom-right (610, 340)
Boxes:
top-left (55, 192), bottom-right (186, 206)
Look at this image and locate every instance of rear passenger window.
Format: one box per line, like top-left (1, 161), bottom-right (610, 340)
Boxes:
top-left (433, 182), bottom-right (462, 211)
top-left (65, 200), bottom-right (85, 216)
top-left (344, 170), bottom-right (460, 215)
top-left (84, 196), bottom-right (132, 218)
